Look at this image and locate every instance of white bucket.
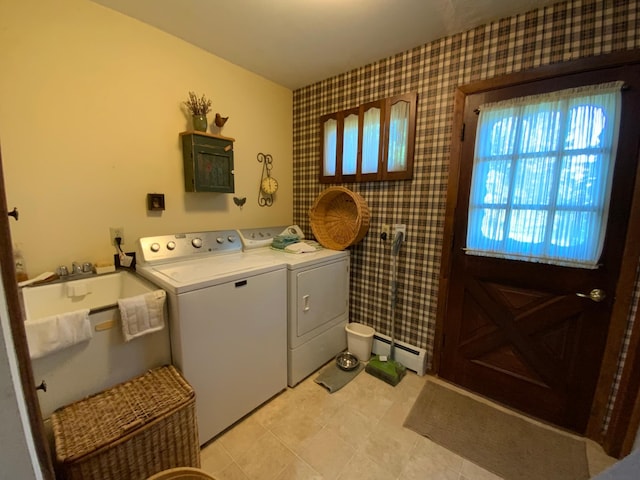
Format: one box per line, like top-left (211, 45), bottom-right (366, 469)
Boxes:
top-left (345, 322), bottom-right (375, 362)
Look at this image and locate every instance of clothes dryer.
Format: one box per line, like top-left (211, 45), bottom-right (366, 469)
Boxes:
top-left (238, 226), bottom-right (349, 386)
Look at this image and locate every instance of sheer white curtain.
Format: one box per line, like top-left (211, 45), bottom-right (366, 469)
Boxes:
top-left (362, 107), bottom-right (381, 174)
top-left (466, 82), bottom-right (623, 268)
top-left (323, 118), bottom-right (337, 176)
top-left (342, 113), bottom-right (358, 175)
top-left (388, 100), bottom-right (410, 172)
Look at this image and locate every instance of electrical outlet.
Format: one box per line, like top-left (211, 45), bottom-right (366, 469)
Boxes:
top-left (381, 224), bottom-right (391, 239)
top-left (392, 224), bottom-right (407, 241)
top-left (109, 227), bottom-right (125, 246)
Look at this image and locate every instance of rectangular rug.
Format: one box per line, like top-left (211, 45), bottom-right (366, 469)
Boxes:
top-left (314, 363), bottom-right (363, 393)
top-left (403, 381), bottom-right (590, 480)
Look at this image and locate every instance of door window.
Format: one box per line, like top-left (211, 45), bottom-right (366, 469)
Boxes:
top-left (466, 82), bottom-right (623, 268)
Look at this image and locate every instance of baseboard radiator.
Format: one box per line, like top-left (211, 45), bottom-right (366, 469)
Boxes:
top-left (371, 333), bottom-right (427, 376)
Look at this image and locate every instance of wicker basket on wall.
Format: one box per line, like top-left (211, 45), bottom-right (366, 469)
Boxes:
top-left (309, 186), bottom-right (370, 250)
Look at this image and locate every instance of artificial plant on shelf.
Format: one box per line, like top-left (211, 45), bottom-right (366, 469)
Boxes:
top-left (184, 91), bottom-right (212, 132)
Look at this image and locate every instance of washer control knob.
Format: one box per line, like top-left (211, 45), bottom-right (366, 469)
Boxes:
top-left (150, 243), bottom-right (160, 252)
top-left (216, 237), bottom-right (224, 244)
top-left (167, 241), bottom-right (176, 250)
top-left (192, 238), bottom-right (203, 248)
top-left (228, 236), bottom-right (236, 243)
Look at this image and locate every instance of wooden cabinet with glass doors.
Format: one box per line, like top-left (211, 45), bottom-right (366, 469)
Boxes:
top-left (320, 92), bottom-right (417, 183)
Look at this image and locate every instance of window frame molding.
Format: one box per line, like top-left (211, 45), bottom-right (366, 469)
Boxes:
top-left (319, 92), bottom-right (417, 183)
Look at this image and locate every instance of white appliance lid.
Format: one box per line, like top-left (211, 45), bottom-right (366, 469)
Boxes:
top-left (150, 254), bottom-right (279, 283)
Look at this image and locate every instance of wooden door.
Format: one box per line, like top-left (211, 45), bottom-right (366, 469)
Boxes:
top-left (0, 147), bottom-right (54, 477)
top-left (440, 63), bottom-right (640, 433)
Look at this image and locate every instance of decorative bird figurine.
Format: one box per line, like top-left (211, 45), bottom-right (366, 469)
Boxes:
top-left (215, 113), bottom-right (229, 128)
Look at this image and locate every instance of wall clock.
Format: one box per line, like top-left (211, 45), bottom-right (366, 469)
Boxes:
top-left (261, 176), bottom-right (279, 195)
top-left (258, 153), bottom-right (277, 207)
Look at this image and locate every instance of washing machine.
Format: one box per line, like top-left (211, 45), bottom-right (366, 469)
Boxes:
top-left (136, 229), bottom-right (287, 445)
top-left (238, 226), bottom-right (350, 386)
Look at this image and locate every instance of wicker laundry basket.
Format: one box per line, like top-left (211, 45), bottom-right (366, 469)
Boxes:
top-left (147, 467), bottom-right (216, 480)
top-left (309, 186), bottom-right (370, 250)
top-left (51, 365), bottom-right (199, 480)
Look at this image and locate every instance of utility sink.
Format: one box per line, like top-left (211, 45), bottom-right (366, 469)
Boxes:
top-left (21, 270), bottom-right (157, 320)
top-left (22, 270), bottom-right (171, 420)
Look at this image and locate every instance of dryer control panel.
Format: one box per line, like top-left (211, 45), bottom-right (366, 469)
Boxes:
top-left (237, 225), bottom-right (304, 250)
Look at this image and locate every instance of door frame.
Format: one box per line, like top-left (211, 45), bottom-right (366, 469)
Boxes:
top-left (0, 151), bottom-right (54, 478)
top-left (434, 49), bottom-right (640, 457)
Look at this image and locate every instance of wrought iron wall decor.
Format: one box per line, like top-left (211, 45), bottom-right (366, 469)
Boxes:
top-left (257, 152), bottom-right (278, 207)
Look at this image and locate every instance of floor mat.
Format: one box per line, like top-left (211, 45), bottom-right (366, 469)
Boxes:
top-left (403, 381), bottom-right (590, 480)
top-left (314, 362), bottom-right (364, 393)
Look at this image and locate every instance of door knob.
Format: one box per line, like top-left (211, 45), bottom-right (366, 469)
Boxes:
top-left (576, 288), bottom-right (606, 302)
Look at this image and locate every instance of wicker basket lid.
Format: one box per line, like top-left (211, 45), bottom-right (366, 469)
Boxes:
top-left (309, 187), bottom-right (370, 250)
top-left (51, 365), bottom-right (194, 462)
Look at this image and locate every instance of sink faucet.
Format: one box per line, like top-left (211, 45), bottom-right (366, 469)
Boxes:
top-left (70, 262), bottom-right (93, 275)
top-left (56, 262), bottom-right (94, 279)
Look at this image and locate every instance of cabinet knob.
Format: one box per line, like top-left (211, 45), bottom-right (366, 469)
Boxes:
top-left (36, 380), bottom-right (47, 392)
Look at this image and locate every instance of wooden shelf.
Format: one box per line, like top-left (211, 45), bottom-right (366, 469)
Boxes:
top-left (179, 130), bottom-right (235, 142)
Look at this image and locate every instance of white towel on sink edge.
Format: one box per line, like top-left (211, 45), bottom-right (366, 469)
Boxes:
top-left (25, 309), bottom-right (92, 360)
top-left (118, 290), bottom-right (166, 342)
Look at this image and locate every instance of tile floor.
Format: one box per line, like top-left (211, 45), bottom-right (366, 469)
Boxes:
top-left (199, 366), bottom-right (617, 480)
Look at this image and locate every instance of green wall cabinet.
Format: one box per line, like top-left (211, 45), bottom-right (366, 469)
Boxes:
top-left (180, 131), bottom-right (235, 193)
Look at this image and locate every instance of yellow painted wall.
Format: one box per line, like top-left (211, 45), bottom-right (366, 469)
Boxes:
top-left (0, 0), bottom-right (293, 276)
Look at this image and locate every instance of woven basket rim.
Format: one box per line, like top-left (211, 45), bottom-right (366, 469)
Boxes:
top-left (146, 467), bottom-right (217, 480)
top-left (309, 187), bottom-right (370, 250)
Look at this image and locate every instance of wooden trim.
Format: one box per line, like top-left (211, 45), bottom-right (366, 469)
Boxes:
top-left (622, 373), bottom-right (640, 455)
top-left (435, 49), bottom-right (640, 454)
top-left (319, 112), bottom-right (342, 184)
top-left (179, 131), bottom-right (235, 142)
top-left (598, 144), bottom-right (640, 456)
top-left (0, 149), bottom-right (55, 478)
top-left (432, 87), bottom-right (466, 373)
top-left (382, 92), bottom-right (417, 181)
top-left (458, 50), bottom-right (640, 95)
top-left (606, 300), bottom-right (640, 456)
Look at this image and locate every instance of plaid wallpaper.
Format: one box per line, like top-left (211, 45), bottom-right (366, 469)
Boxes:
top-left (293, 0), bottom-right (640, 384)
